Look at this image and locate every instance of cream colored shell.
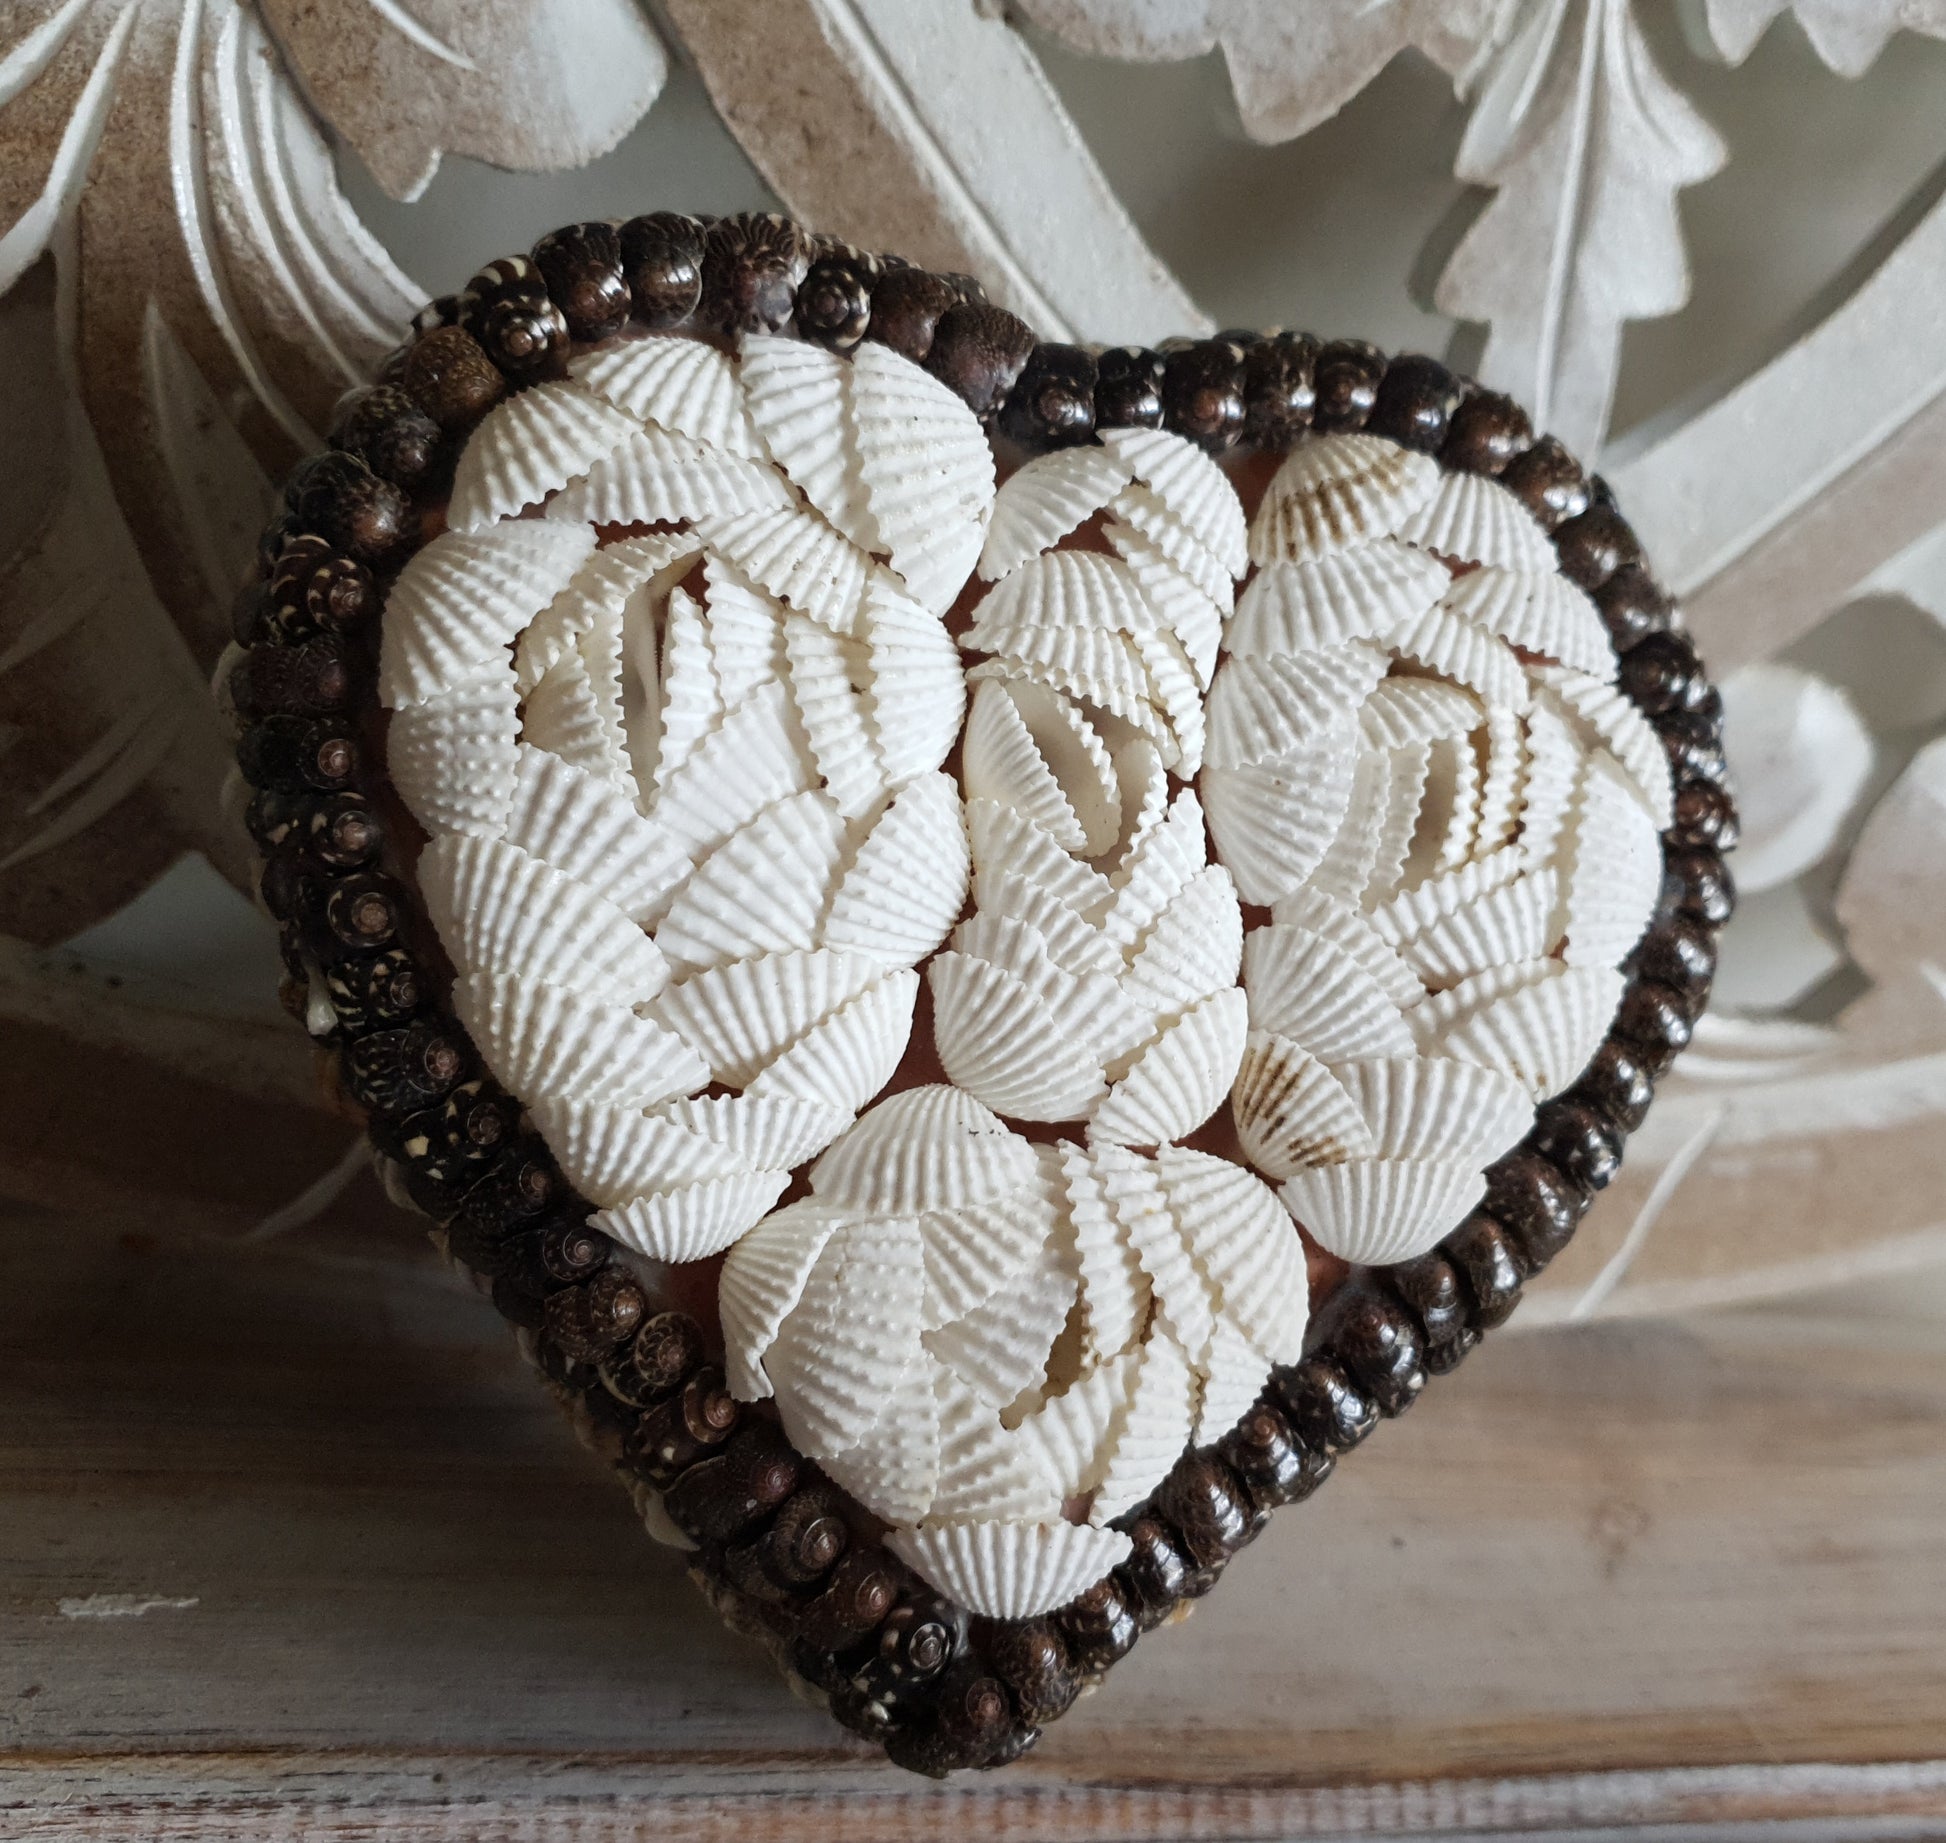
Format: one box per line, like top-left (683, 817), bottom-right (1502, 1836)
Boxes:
top-left (382, 360), bottom-right (1667, 1620)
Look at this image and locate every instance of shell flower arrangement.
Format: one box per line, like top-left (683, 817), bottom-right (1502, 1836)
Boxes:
top-left (220, 212), bottom-right (1734, 1775)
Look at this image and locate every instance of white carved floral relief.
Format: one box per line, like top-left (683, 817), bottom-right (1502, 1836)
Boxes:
top-left (1, 0), bottom-right (1945, 1318)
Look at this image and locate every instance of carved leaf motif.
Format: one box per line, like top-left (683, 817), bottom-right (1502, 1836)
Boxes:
top-left (258, 0), bottom-right (668, 202)
top-left (1701, 0), bottom-right (1946, 76)
top-left (0, 0), bottom-right (669, 942)
top-left (1012, 0), bottom-right (1517, 142)
top-left (1434, 0), bottom-right (1725, 458)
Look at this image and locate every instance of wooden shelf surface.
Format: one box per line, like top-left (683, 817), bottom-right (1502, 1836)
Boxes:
top-left (4, 1207), bottom-right (1946, 1840)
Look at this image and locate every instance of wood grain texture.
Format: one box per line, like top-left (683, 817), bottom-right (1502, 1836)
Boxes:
top-left (3, 1212), bottom-right (1945, 1837)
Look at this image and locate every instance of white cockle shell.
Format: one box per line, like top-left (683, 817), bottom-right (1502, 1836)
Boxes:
top-left (383, 362), bottom-right (1671, 1619)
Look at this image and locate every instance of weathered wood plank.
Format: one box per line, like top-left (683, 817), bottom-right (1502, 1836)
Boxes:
top-left (2, 1212), bottom-right (1943, 1836)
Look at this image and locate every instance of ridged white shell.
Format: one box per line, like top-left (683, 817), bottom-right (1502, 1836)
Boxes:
top-left (1099, 424), bottom-right (1249, 577)
top-left (1015, 1355), bottom-right (1135, 1498)
top-left (745, 968), bottom-right (917, 1113)
top-left (925, 1249), bottom-right (1076, 1411)
top-left (928, 1368), bottom-right (1062, 1520)
top-left (571, 336), bottom-right (764, 457)
top-left (386, 665), bottom-right (520, 837)
top-left (737, 334), bottom-right (876, 549)
top-left (1089, 1331), bottom-right (1197, 1524)
top-left (521, 614), bottom-right (632, 796)
top-left (962, 676), bottom-right (1119, 858)
top-left (1242, 924), bottom-right (1417, 1061)
top-left (644, 680), bottom-right (815, 863)
top-left (452, 972), bottom-right (706, 1110)
top-left (1249, 435), bottom-right (1441, 566)
top-left (1195, 1317), bottom-right (1273, 1446)
top-left (1091, 987), bottom-right (1249, 1146)
top-left (1202, 743), bottom-right (1359, 904)
top-left (1559, 752), bottom-right (1664, 967)
top-left (1061, 1142), bottom-right (1153, 1361)
top-left (1395, 469), bottom-right (1557, 571)
top-left (861, 574), bottom-right (967, 783)
top-left (691, 502), bottom-right (869, 635)
top-left (965, 547), bottom-right (1155, 647)
top-left (1204, 646), bottom-right (1387, 771)
top-left (1105, 485), bottom-right (1232, 606)
top-left (920, 1189), bottom-right (1061, 1329)
top-left (718, 1199), bottom-right (848, 1400)
top-left (651, 949), bottom-right (882, 1086)
top-left (812, 1085), bottom-right (1038, 1213)
top-left (1334, 1054), bottom-right (1536, 1163)
top-left (655, 1091), bottom-right (854, 1171)
top-left (654, 790), bottom-right (848, 971)
top-left (1409, 957), bottom-right (1559, 1041)
top-left (1431, 962), bottom-right (1627, 1098)
top-left (970, 797), bottom-right (1112, 921)
top-left (1280, 1156), bottom-right (1487, 1266)
top-left (1095, 1145), bottom-right (1213, 1359)
top-left (419, 833), bottom-right (668, 1005)
top-left (1475, 704), bottom-right (1526, 860)
top-left (978, 444), bottom-right (1134, 580)
top-left (643, 584), bottom-right (716, 792)
top-left (782, 614), bottom-right (885, 821)
top-left (516, 533), bottom-right (701, 696)
top-left (547, 421), bottom-right (794, 527)
top-left (851, 340), bottom-right (995, 612)
top-left (1155, 1145), bottom-right (1308, 1363)
top-left (501, 748), bottom-right (687, 922)
top-left (968, 635), bottom-right (1159, 750)
top-left (1119, 866), bottom-right (1244, 1024)
top-left (699, 555), bottom-right (787, 709)
top-left (1099, 791), bottom-right (1207, 949)
top-left (821, 771), bottom-right (969, 967)
top-left (527, 1097), bottom-right (746, 1207)
top-left (886, 1520), bottom-right (1131, 1621)
top-left (1231, 1033), bottom-right (1375, 1176)
top-left (1515, 695), bottom-right (1585, 867)
top-left (765, 1214), bottom-right (926, 1455)
top-left (1389, 604), bottom-right (1531, 711)
top-left (1108, 517), bottom-right (1227, 687)
top-left (819, 1359), bottom-right (940, 1526)
top-left (596, 1168), bottom-right (796, 1263)
top-left (380, 520), bottom-right (594, 708)
top-left (1227, 542), bottom-right (1447, 657)
top-left (1358, 677), bottom-right (1484, 749)
top-left (448, 380), bottom-right (637, 531)
top-left (1531, 665), bottom-right (1676, 828)
top-left (950, 911), bottom-right (1137, 1056)
top-left (1443, 565), bottom-right (1615, 678)
top-left (1271, 884), bottom-right (1425, 1009)
top-left (1395, 865), bottom-right (1561, 989)
top-left (929, 951), bottom-right (1108, 1120)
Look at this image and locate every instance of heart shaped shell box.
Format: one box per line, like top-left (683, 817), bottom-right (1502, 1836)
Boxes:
top-left (228, 213), bottom-right (1730, 1777)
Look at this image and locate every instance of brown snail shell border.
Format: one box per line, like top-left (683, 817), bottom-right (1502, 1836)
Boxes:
top-left (228, 210), bottom-right (1737, 1778)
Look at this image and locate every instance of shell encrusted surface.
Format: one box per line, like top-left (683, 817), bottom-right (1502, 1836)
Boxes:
top-left (380, 334), bottom-right (1669, 1620)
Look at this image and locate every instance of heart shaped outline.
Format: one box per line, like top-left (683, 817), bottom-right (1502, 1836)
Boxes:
top-left (227, 211), bottom-right (1735, 1777)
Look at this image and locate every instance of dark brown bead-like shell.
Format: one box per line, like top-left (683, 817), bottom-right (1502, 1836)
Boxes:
top-left (401, 324), bottom-right (506, 429)
top-left (701, 212), bottom-right (813, 335)
top-left (1311, 339), bottom-right (1386, 431)
top-left (1440, 388), bottom-right (1533, 475)
top-left (926, 303), bottom-right (1036, 418)
top-left (329, 384), bottom-right (443, 490)
top-left (999, 342), bottom-right (1098, 449)
top-left (866, 267), bottom-right (960, 364)
top-left (533, 221), bottom-right (630, 340)
top-left (795, 254), bottom-right (874, 352)
top-left (619, 212), bottom-right (706, 328)
top-left (282, 451), bottom-right (411, 561)
top-left (1368, 353), bottom-right (1462, 454)
top-left (1094, 345), bottom-right (1165, 431)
